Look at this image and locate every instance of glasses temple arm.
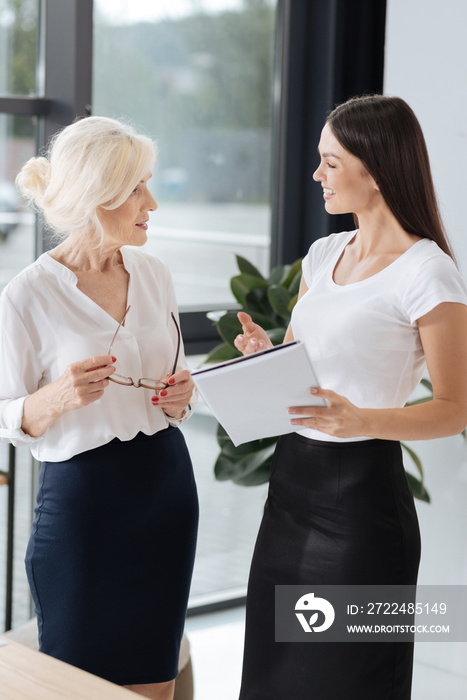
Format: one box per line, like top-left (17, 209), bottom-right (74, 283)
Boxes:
top-left (170, 312), bottom-right (181, 376)
top-left (108, 305), bottom-right (131, 355)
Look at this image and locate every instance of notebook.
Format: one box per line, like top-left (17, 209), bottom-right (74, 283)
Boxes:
top-left (191, 341), bottom-right (325, 446)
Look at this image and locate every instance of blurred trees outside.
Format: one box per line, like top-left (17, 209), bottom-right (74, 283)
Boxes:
top-left (0, 0), bottom-right (37, 137)
top-left (1, 0), bottom-right (277, 202)
top-left (93, 0), bottom-right (276, 203)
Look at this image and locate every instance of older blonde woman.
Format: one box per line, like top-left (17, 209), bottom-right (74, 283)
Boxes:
top-left (0, 117), bottom-right (198, 700)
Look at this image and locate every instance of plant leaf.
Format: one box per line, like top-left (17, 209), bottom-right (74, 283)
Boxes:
top-left (268, 285), bottom-right (293, 319)
top-left (282, 258), bottom-right (303, 288)
top-left (233, 461), bottom-right (272, 486)
top-left (215, 443), bottom-right (276, 483)
top-left (218, 431), bottom-right (277, 458)
top-left (266, 327), bottom-right (287, 345)
top-left (405, 472), bottom-right (431, 503)
top-left (216, 311), bottom-right (242, 348)
top-left (406, 396), bottom-right (432, 406)
top-left (235, 255), bottom-right (265, 279)
top-left (244, 287), bottom-right (271, 316)
top-left (268, 265), bottom-right (288, 285)
top-left (248, 310), bottom-right (282, 330)
top-left (420, 377), bottom-right (433, 394)
top-left (287, 270), bottom-right (302, 297)
top-left (214, 453), bottom-right (239, 481)
top-left (231, 274), bottom-right (268, 307)
top-left (204, 342), bottom-right (240, 364)
top-left (401, 442), bottom-right (424, 482)
top-left (288, 293), bottom-right (298, 312)
top-left (234, 443), bottom-right (277, 476)
top-left (216, 423), bottom-right (232, 449)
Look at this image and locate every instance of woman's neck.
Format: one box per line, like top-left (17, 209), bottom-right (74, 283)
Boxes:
top-left (355, 208), bottom-right (420, 259)
top-left (49, 230), bottom-right (124, 273)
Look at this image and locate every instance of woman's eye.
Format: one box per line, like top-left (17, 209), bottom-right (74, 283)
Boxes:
top-left (327, 163), bottom-right (336, 169)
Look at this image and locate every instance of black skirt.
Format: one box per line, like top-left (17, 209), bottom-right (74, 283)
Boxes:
top-left (239, 433), bottom-right (421, 700)
top-left (25, 427), bottom-right (198, 686)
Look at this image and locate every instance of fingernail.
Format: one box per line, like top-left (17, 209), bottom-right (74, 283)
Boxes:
top-left (111, 356), bottom-right (117, 362)
top-left (160, 390), bottom-right (168, 397)
top-left (152, 397), bottom-right (159, 404)
top-left (310, 387), bottom-right (318, 394)
top-left (168, 378), bottom-right (175, 385)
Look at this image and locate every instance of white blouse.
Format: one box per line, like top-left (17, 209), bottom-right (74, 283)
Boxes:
top-left (292, 231), bottom-right (467, 442)
top-left (0, 246), bottom-right (196, 462)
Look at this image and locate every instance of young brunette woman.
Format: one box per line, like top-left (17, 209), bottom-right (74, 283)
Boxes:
top-left (234, 95), bottom-right (467, 700)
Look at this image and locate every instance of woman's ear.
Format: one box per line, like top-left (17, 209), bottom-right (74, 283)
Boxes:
top-left (368, 172), bottom-right (380, 192)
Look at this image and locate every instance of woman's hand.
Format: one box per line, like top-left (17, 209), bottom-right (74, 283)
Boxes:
top-left (289, 387), bottom-right (367, 438)
top-left (234, 312), bottom-right (273, 355)
top-left (22, 354), bottom-right (116, 438)
top-left (153, 369), bottom-right (194, 420)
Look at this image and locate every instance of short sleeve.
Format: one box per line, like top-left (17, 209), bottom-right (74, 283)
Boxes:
top-left (402, 253), bottom-right (467, 324)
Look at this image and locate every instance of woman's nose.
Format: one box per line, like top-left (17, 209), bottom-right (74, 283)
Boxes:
top-left (147, 193), bottom-right (158, 211)
top-left (313, 165), bottom-right (322, 182)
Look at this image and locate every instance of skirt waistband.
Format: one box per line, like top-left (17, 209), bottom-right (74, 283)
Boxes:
top-left (290, 432), bottom-right (399, 450)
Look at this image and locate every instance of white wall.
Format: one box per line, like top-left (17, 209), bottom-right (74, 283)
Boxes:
top-left (384, 0), bottom-right (467, 675)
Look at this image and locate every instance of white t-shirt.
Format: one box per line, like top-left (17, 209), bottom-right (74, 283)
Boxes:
top-left (291, 230), bottom-right (467, 442)
top-left (0, 246), bottom-right (196, 462)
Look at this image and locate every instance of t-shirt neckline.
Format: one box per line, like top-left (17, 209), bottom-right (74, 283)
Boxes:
top-left (329, 230), bottom-right (427, 289)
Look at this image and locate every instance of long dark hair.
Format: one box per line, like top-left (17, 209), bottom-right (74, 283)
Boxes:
top-left (326, 94), bottom-right (454, 259)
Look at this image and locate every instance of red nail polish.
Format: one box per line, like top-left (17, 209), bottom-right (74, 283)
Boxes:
top-left (152, 396), bottom-right (158, 404)
top-left (168, 378), bottom-right (175, 385)
top-left (111, 356), bottom-right (117, 362)
top-left (160, 390), bottom-right (167, 397)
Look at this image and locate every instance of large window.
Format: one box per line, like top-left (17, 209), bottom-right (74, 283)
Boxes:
top-left (93, 0), bottom-right (276, 607)
top-left (0, 0), bottom-right (39, 631)
top-left (0, 0), bottom-right (37, 288)
top-left (93, 0), bottom-right (276, 309)
top-left (1, 0), bottom-right (384, 628)
top-left (0, 0), bottom-right (277, 627)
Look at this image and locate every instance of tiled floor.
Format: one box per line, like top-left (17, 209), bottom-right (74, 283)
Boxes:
top-left (186, 607), bottom-right (467, 700)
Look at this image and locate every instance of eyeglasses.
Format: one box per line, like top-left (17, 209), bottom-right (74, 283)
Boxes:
top-left (107, 305), bottom-right (181, 390)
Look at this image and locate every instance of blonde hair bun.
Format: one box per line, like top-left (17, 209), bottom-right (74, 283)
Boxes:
top-left (15, 116), bottom-right (156, 241)
top-left (16, 156), bottom-right (51, 207)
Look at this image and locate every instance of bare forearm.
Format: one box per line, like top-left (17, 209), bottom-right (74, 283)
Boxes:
top-left (21, 354), bottom-right (115, 438)
top-left (290, 389), bottom-right (467, 441)
top-left (361, 399), bottom-right (467, 442)
top-left (21, 384), bottom-right (66, 438)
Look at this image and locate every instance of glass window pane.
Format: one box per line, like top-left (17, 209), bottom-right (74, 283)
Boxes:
top-left (93, 0), bottom-right (276, 309)
top-left (180, 357), bottom-right (268, 606)
top-left (0, 445), bottom-right (36, 630)
top-left (93, 0), bottom-right (277, 607)
top-left (0, 114), bottom-right (36, 291)
top-left (0, 0), bottom-right (38, 96)
top-left (0, 112), bottom-right (36, 630)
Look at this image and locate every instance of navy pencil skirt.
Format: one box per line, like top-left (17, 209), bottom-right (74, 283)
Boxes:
top-left (238, 433), bottom-right (421, 700)
top-left (25, 427), bottom-right (198, 686)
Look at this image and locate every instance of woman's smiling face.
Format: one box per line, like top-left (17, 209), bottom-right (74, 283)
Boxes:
top-left (98, 173), bottom-right (157, 247)
top-left (313, 125), bottom-right (380, 217)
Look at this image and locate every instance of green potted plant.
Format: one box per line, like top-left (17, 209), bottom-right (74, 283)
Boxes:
top-left (206, 254), bottom-right (433, 503)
